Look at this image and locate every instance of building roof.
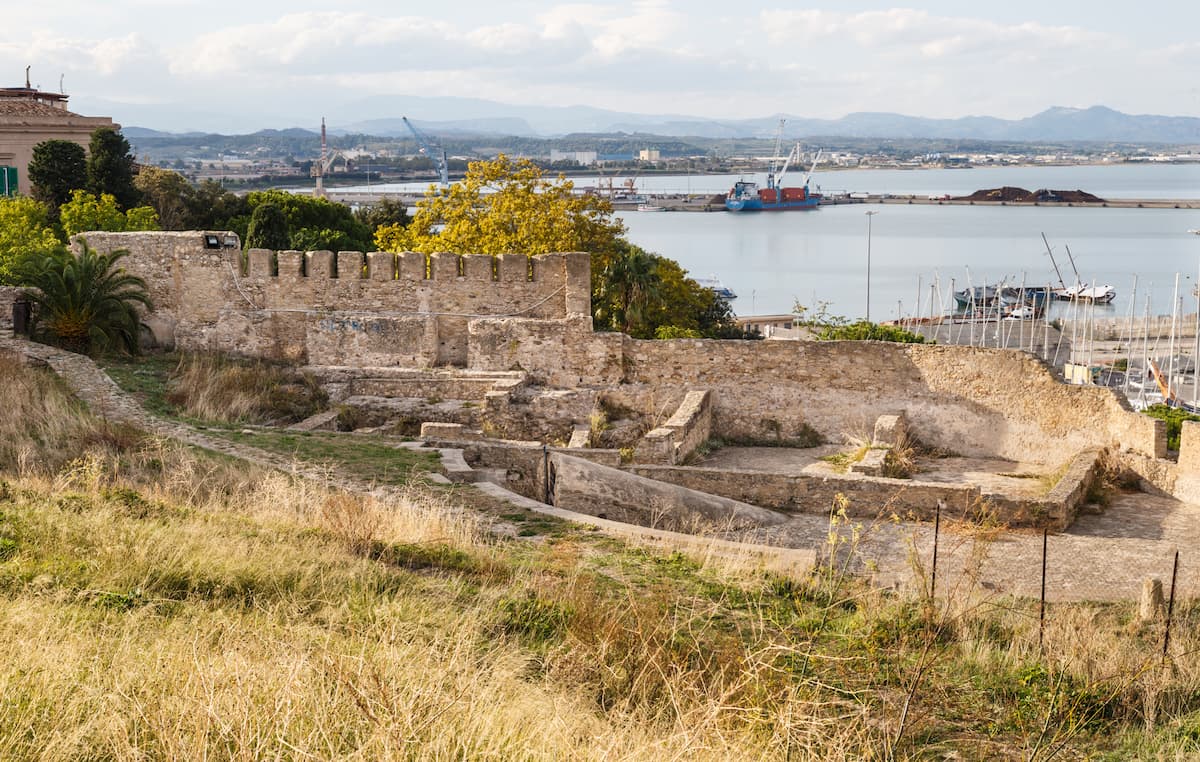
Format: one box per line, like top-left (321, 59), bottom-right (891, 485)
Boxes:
top-left (0, 86), bottom-right (78, 117)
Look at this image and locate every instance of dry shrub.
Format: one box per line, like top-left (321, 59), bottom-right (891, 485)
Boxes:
top-left (166, 353), bottom-right (327, 424)
top-left (0, 354), bottom-right (144, 476)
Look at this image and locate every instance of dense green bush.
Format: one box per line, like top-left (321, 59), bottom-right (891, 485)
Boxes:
top-left (1142, 403), bottom-right (1200, 450)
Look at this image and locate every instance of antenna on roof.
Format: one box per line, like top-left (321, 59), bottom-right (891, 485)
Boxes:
top-left (25, 66), bottom-right (31, 89)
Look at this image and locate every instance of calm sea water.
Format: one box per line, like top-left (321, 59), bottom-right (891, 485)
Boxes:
top-left (616, 164), bottom-right (1200, 321)
top-left (339, 164), bottom-right (1200, 320)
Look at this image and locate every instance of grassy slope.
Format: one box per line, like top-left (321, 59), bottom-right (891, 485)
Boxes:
top-left (1, 354), bottom-right (1198, 758)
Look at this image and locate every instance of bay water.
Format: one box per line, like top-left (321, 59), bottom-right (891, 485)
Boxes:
top-left (340, 163), bottom-right (1200, 320)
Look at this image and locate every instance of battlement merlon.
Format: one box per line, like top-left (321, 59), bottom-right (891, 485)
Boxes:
top-left (72, 232), bottom-right (595, 320)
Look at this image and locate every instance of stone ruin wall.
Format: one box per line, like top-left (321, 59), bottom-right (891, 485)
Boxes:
top-left (77, 231), bottom-right (592, 368)
top-left (475, 320), bottom-right (1164, 466)
top-left (75, 230), bottom-right (1164, 468)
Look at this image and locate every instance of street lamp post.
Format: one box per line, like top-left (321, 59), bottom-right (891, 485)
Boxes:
top-left (865, 210), bottom-right (878, 322)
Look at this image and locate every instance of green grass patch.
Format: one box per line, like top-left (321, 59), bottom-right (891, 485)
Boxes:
top-left (206, 429), bottom-right (441, 485)
top-left (99, 352), bottom-right (181, 419)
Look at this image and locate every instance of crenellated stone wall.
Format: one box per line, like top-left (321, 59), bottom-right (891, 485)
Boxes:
top-left (76, 231), bottom-right (593, 367)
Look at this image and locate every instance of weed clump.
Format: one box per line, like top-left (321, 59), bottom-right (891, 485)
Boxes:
top-left (166, 353), bottom-right (328, 424)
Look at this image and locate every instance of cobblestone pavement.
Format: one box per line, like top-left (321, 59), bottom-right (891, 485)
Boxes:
top-left (4, 334), bottom-right (1196, 602)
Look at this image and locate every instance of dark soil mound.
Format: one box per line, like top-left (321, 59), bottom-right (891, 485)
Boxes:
top-left (956, 187), bottom-right (1105, 203)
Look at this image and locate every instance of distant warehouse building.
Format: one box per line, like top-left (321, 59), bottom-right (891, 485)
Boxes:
top-left (0, 71), bottom-right (116, 196)
top-left (549, 149), bottom-right (598, 166)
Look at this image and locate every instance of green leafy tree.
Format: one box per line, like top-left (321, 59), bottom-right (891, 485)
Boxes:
top-left (123, 206), bottom-right (161, 231)
top-left (375, 154), bottom-right (624, 255)
top-left (654, 325), bottom-right (702, 339)
top-left (16, 243), bottom-right (153, 355)
top-left (59, 190), bottom-right (160, 237)
top-left (245, 190), bottom-right (372, 251)
top-left (133, 166), bottom-right (190, 229)
top-left (354, 197), bottom-right (411, 234)
top-left (27, 140), bottom-right (87, 215)
top-left (182, 179), bottom-right (251, 233)
top-left (0, 197), bottom-right (63, 285)
top-left (244, 202), bottom-right (290, 250)
top-left (87, 128), bottom-right (140, 209)
top-left (289, 227), bottom-right (362, 252)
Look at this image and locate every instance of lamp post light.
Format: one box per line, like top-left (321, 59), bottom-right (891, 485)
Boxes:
top-left (865, 210), bottom-right (878, 322)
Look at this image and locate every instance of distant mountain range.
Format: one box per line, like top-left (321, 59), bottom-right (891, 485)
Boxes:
top-left (104, 94), bottom-right (1200, 145)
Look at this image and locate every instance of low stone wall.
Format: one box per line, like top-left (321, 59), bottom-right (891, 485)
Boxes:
top-left (551, 453), bottom-right (787, 531)
top-left (307, 366), bottom-right (524, 403)
top-left (441, 439), bottom-right (622, 500)
top-left (632, 464), bottom-right (980, 523)
top-left (631, 450), bottom-right (1104, 530)
top-left (469, 316), bottom-right (624, 386)
top-left (633, 390), bottom-right (712, 465)
top-left (622, 340), bottom-right (1164, 466)
top-left (1173, 421), bottom-right (1200, 502)
top-left (483, 386), bottom-right (598, 444)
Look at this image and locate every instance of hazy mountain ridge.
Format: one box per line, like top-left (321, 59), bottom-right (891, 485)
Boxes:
top-left (113, 95), bottom-right (1200, 145)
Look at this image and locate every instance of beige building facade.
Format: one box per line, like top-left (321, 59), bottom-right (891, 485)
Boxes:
top-left (0, 79), bottom-right (116, 196)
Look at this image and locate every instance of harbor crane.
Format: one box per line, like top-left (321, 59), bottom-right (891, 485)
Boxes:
top-left (402, 116), bottom-right (449, 187)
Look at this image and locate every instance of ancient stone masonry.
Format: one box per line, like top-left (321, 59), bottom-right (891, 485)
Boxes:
top-left (81, 230), bottom-right (1168, 507)
top-left (76, 231), bottom-right (593, 367)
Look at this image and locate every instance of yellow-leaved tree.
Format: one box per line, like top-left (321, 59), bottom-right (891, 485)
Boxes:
top-left (373, 155), bottom-right (743, 339)
top-left (374, 155), bottom-right (625, 255)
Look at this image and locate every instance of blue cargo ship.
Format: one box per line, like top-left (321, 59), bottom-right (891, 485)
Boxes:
top-left (726, 137), bottom-right (822, 212)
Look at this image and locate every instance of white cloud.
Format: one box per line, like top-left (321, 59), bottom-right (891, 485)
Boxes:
top-left (4, 2), bottom-right (1199, 129)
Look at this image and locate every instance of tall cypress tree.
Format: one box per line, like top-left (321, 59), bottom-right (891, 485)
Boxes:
top-left (27, 140), bottom-right (87, 216)
top-left (86, 128), bottom-right (140, 210)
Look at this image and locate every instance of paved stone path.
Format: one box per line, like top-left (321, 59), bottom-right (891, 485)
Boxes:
top-left (4, 334), bottom-right (1195, 602)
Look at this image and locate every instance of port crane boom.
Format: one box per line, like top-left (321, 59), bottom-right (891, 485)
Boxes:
top-left (402, 116), bottom-right (449, 186)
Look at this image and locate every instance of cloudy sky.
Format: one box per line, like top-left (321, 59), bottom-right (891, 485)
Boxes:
top-left (4, 0), bottom-right (1199, 132)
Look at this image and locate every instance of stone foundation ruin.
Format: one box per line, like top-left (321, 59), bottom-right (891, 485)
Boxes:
top-left (76, 230), bottom-right (1190, 534)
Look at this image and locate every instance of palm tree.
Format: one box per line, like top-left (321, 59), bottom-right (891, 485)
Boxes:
top-left (18, 243), bottom-right (153, 355)
top-left (599, 244), bottom-right (663, 336)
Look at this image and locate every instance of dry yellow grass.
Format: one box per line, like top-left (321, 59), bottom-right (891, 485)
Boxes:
top-left (1, 355), bottom-right (1199, 759)
top-left (165, 352), bottom-right (328, 424)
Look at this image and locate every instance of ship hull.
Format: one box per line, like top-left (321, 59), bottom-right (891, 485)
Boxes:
top-left (725, 196), bottom-right (821, 212)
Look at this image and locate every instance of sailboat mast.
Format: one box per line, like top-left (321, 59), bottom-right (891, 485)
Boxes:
top-left (1042, 232), bottom-right (1066, 290)
top-left (1064, 244), bottom-right (1083, 287)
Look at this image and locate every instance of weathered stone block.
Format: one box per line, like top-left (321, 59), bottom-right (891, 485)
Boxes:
top-left (277, 250), bottom-right (303, 280)
top-left (398, 250), bottom-right (426, 281)
top-left (463, 253), bottom-right (495, 281)
top-left (499, 253), bottom-right (528, 282)
top-left (247, 248), bottom-right (274, 277)
top-left (367, 251), bottom-right (394, 281)
top-left (430, 251), bottom-right (461, 281)
top-left (872, 412), bottom-right (909, 447)
top-left (336, 251), bottom-right (364, 279)
top-left (305, 250), bottom-right (334, 279)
